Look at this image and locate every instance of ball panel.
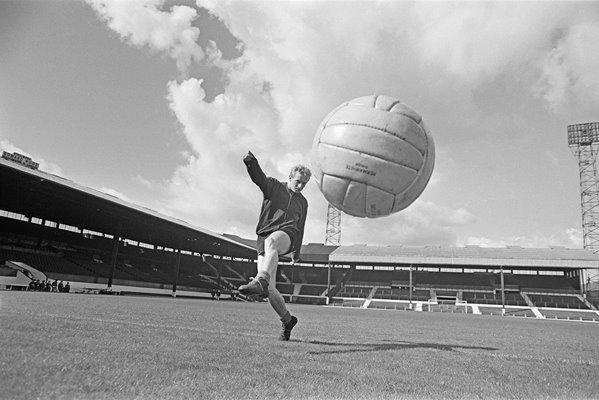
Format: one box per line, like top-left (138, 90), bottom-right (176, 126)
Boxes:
top-left (318, 125), bottom-right (424, 170)
top-left (389, 102), bottom-right (423, 124)
top-left (348, 95), bottom-right (423, 124)
top-left (320, 174), bottom-right (396, 218)
top-left (320, 174), bottom-right (350, 210)
top-left (347, 95), bottom-right (377, 108)
top-left (365, 185), bottom-right (394, 218)
top-left (315, 143), bottom-right (418, 194)
top-left (315, 102), bottom-right (348, 134)
top-left (392, 123), bottom-right (436, 212)
top-left (371, 95), bottom-right (400, 111)
top-left (324, 106), bottom-right (428, 152)
top-left (342, 181), bottom-right (367, 217)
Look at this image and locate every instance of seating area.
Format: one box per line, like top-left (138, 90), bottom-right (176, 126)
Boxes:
top-left (527, 294), bottom-right (589, 309)
top-left (343, 270), bottom-right (497, 291)
top-left (462, 291), bottom-right (528, 307)
top-left (336, 285), bottom-right (372, 298)
top-left (299, 285), bottom-right (327, 296)
top-left (275, 283), bottom-right (294, 295)
top-left (415, 271), bottom-right (495, 290)
top-left (0, 248), bottom-right (99, 278)
top-left (374, 287), bottom-right (431, 301)
top-left (500, 274), bottom-right (576, 292)
top-left (1, 220), bottom-right (595, 314)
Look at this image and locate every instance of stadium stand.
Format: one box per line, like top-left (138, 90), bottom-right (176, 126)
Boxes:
top-left (2, 157), bottom-right (599, 321)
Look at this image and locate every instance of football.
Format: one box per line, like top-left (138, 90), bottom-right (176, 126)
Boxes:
top-left (311, 95), bottom-right (435, 218)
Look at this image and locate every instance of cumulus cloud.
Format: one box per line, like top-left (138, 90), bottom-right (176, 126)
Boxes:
top-left (86, 0), bottom-right (206, 74)
top-left (161, 77), bottom-right (287, 230)
top-left (413, 2), bottom-right (599, 111)
top-left (336, 201), bottom-right (476, 246)
top-left (533, 23), bottom-right (599, 110)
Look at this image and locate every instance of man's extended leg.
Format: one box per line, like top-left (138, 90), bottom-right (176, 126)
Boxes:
top-left (261, 232), bottom-right (298, 340)
top-left (239, 231), bottom-right (290, 298)
top-left (268, 273), bottom-right (298, 341)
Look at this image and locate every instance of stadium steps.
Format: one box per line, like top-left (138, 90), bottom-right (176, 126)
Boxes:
top-left (279, 271), bottom-right (292, 284)
top-left (520, 292), bottom-right (535, 307)
top-left (197, 259), bottom-right (245, 293)
top-left (5, 261), bottom-right (47, 282)
top-left (577, 295), bottom-right (598, 311)
top-left (324, 270), bottom-right (351, 297)
top-left (65, 256), bottom-right (110, 279)
top-left (293, 284), bottom-right (302, 296)
top-left (519, 293), bottom-right (544, 318)
top-left (361, 286), bottom-right (379, 309)
top-left (201, 259), bottom-right (221, 277)
top-left (224, 263), bottom-right (245, 280)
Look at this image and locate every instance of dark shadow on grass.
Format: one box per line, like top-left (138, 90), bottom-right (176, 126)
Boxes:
top-left (298, 339), bottom-right (498, 355)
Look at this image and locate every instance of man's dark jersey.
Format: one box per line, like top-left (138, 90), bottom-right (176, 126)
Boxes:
top-left (245, 156), bottom-right (308, 261)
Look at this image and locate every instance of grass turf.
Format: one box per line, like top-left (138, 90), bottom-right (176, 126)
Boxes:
top-left (1, 291), bottom-right (598, 400)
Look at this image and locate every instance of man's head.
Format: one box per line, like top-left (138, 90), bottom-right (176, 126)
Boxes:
top-left (288, 165), bottom-right (311, 193)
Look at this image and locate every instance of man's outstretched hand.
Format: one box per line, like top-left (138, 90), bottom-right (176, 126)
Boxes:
top-left (243, 150), bottom-right (255, 164)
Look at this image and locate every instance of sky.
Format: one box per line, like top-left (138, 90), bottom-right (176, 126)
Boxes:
top-left (2, 0), bottom-right (599, 249)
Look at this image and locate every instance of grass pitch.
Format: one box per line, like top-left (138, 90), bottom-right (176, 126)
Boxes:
top-left (1, 292), bottom-right (598, 400)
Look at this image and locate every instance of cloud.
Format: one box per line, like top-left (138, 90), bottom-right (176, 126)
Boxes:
top-left (413, 3), bottom-right (547, 83)
top-left (86, 0), bottom-right (206, 74)
top-left (336, 200), bottom-right (476, 247)
top-left (161, 77), bottom-right (285, 231)
top-left (409, 2), bottom-right (599, 111)
top-left (132, 175), bottom-right (155, 190)
top-left (533, 22), bottom-right (599, 110)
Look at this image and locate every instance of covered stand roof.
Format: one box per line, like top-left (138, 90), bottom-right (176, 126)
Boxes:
top-left (329, 245), bottom-right (599, 269)
top-left (0, 158), bottom-right (256, 259)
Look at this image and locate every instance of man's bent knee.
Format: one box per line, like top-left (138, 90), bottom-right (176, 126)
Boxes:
top-left (265, 231), bottom-right (291, 254)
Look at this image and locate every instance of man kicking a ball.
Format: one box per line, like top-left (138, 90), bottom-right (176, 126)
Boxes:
top-left (238, 150), bottom-right (311, 341)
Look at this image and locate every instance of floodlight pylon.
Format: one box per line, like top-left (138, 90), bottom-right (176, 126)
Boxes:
top-left (567, 122), bottom-right (599, 292)
top-left (325, 203), bottom-right (341, 246)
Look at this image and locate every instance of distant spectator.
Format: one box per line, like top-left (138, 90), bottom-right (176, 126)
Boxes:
top-left (51, 280), bottom-right (58, 292)
top-left (58, 281), bottom-right (64, 292)
top-left (64, 282), bottom-right (70, 293)
top-left (211, 289), bottom-right (216, 301)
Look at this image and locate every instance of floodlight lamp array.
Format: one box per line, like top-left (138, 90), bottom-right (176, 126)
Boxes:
top-left (567, 122), bottom-right (599, 146)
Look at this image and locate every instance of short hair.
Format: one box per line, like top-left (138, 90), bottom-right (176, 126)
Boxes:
top-left (289, 164), bottom-right (312, 180)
